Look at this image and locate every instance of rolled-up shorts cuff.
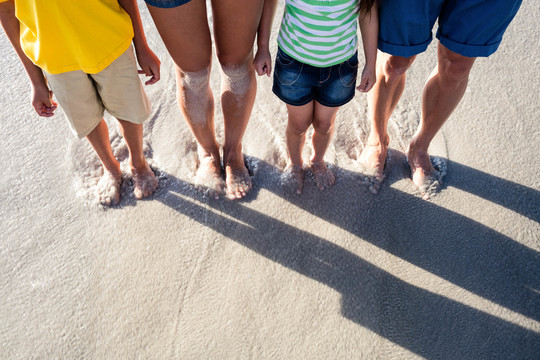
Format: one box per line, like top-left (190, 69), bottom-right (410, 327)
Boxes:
top-left (144, 0), bottom-right (192, 8)
top-left (378, 38), bottom-right (431, 58)
top-left (437, 33), bottom-right (501, 58)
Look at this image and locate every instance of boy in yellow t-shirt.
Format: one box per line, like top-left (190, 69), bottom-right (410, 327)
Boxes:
top-left (0, 0), bottom-right (160, 206)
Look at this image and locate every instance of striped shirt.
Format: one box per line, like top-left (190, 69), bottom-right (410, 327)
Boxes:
top-left (277, 0), bottom-right (359, 67)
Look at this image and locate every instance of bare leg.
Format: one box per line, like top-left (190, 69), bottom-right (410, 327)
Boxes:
top-left (212, 0), bottom-right (264, 199)
top-left (146, 0), bottom-right (224, 199)
top-left (86, 119), bottom-right (122, 206)
top-left (117, 119), bottom-right (158, 199)
top-left (285, 102), bottom-right (314, 194)
top-left (311, 101), bottom-right (339, 190)
top-left (409, 42), bottom-right (476, 189)
top-left (360, 53), bottom-right (416, 180)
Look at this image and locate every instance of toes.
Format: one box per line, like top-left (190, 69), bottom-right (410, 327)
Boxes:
top-left (296, 180), bottom-right (303, 194)
top-left (133, 168), bottom-right (159, 200)
top-left (311, 162), bottom-right (335, 191)
top-left (96, 171), bottom-right (122, 206)
top-left (225, 167), bottom-right (252, 200)
top-left (194, 162), bottom-right (225, 199)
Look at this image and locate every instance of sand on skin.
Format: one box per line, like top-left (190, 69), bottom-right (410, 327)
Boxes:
top-left (0, 1), bottom-right (539, 359)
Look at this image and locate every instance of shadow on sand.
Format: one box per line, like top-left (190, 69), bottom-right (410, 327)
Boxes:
top-left (153, 153), bottom-right (539, 359)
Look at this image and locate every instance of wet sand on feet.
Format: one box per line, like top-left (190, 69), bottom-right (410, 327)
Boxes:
top-left (0, 1), bottom-right (538, 358)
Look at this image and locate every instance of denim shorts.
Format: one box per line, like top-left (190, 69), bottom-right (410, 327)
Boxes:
top-left (272, 47), bottom-right (358, 108)
top-left (144, 0), bottom-right (192, 8)
top-left (378, 0), bottom-right (523, 58)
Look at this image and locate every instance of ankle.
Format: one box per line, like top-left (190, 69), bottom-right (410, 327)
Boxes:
top-left (366, 134), bottom-right (389, 148)
top-left (408, 137), bottom-right (429, 156)
top-left (223, 144), bottom-right (243, 164)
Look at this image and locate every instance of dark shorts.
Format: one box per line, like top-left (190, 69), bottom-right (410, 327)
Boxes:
top-left (272, 47), bottom-right (358, 108)
top-left (378, 0), bottom-right (523, 58)
top-left (144, 0), bottom-right (192, 8)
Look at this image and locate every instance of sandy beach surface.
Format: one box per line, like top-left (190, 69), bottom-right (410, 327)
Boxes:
top-left (1, 1), bottom-right (539, 358)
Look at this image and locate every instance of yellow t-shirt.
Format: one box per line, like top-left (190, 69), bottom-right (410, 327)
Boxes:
top-left (1, 0), bottom-right (134, 74)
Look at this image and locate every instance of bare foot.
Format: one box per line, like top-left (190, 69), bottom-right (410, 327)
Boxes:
top-left (132, 163), bottom-right (158, 200)
top-left (407, 144), bottom-right (441, 198)
top-left (283, 164), bottom-right (304, 195)
top-left (310, 161), bottom-right (335, 190)
top-left (96, 170), bottom-right (122, 206)
top-left (358, 142), bottom-right (387, 181)
top-left (225, 158), bottom-right (252, 200)
top-left (194, 155), bottom-right (225, 200)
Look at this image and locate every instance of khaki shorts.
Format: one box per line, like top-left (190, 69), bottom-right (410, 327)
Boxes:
top-left (45, 46), bottom-right (151, 138)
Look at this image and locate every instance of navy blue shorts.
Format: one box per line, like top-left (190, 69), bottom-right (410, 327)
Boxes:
top-left (144, 0), bottom-right (192, 8)
top-left (272, 47), bottom-right (358, 108)
top-left (379, 0), bottom-right (523, 58)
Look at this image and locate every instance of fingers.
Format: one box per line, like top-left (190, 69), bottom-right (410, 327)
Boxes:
top-left (139, 64), bottom-right (161, 85)
top-left (264, 62), bottom-right (272, 77)
top-left (356, 77), bottom-right (369, 92)
top-left (33, 90), bottom-right (57, 117)
top-left (255, 65), bottom-right (265, 76)
top-left (356, 77), bottom-right (375, 93)
top-left (255, 61), bottom-right (272, 77)
top-left (35, 102), bottom-right (57, 117)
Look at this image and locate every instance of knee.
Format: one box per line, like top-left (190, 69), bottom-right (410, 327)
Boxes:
top-left (177, 66), bottom-right (211, 94)
top-left (383, 55), bottom-right (415, 80)
top-left (312, 118), bottom-right (334, 135)
top-left (216, 49), bottom-right (252, 70)
top-left (287, 120), bottom-right (310, 137)
top-left (220, 63), bottom-right (253, 95)
top-left (439, 56), bottom-right (474, 84)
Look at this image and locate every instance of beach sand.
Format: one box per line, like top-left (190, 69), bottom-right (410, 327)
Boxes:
top-left (1, 1), bottom-right (539, 358)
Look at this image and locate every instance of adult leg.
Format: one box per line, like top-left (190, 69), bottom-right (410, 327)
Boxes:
top-left (211, 0), bottom-right (265, 199)
top-left (146, 0), bottom-right (223, 198)
top-left (86, 120), bottom-right (122, 205)
top-left (359, 53), bottom-right (416, 180)
top-left (408, 42), bottom-right (475, 187)
top-left (116, 119), bottom-right (158, 199)
top-left (285, 102), bottom-right (314, 194)
top-left (311, 102), bottom-right (339, 190)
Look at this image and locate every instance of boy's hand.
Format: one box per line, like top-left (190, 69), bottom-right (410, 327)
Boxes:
top-left (356, 65), bottom-right (376, 93)
top-left (136, 46), bottom-right (161, 85)
top-left (254, 47), bottom-right (272, 77)
top-left (32, 85), bottom-right (57, 117)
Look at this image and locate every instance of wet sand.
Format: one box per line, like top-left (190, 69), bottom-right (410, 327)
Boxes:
top-left (0, 1), bottom-right (539, 358)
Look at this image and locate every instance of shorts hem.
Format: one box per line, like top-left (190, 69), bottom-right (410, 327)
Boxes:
top-left (378, 38), bottom-right (431, 58)
top-left (107, 109), bottom-right (150, 124)
top-left (316, 92), bottom-right (355, 108)
top-left (272, 88), bottom-right (314, 107)
top-left (144, 0), bottom-right (191, 8)
top-left (75, 117), bottom-right (103, 139)
top-left (437, 34), bottom-right (500, 58)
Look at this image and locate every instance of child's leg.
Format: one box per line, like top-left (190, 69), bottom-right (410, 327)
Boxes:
top-left (285, 101), bottom-right (314, 194)
top-left (310, 101), bottom-right (339, 190)
top-left (117, 119), bottom-right (158, 199)
top-left (86, 119), bottom-right (122, 205)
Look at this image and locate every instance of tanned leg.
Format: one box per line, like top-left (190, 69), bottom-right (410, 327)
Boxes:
top-left (117, 119), bottom-right (158, 199)
top-left (311, 101), bottom-right (339, 190)
top-left (409, 42), bottom-right (475, 188)
top-left (211, 0), bottom-right (265, 199)
top-left (146, 0), bottom-right (224, 198)
top-left (285, 101), bottom-right (314, 194)
top-left (86, 119), bottom-right (122, 206)
top-left (360, 52), bottom-right (416, 180)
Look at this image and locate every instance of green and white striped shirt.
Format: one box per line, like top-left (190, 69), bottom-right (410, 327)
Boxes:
top-left (278, 0), bottom-right (359, 67)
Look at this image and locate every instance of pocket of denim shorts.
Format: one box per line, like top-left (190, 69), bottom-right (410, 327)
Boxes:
top-left (339, 53), bottom-right (359, 87)
top-left (344, 52), bottom-right (359, 70)
top-left (275, 51), bottom-right (303, 86)
top-left (276, 48), bottom-right (295, 67)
